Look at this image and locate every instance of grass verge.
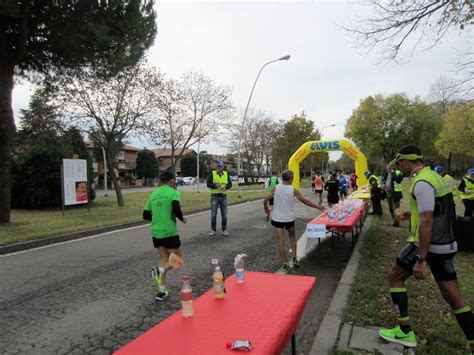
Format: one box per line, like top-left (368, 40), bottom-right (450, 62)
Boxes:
top-left (341, 183), bottom-right (473, 354)
top-left (0, 190), bottom-right (267, 247)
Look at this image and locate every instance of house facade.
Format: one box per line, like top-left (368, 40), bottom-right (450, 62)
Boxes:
top-left (152, 148), bottom-right (195, 175)
top-left (85, 141), bottom-right (141, 180)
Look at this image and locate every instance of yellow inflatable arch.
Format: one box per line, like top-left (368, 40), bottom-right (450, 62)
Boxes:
top-left (288, 139), bottom-right (368, 190)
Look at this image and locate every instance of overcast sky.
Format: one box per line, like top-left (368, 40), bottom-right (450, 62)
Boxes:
top-left (12, 0), bottom-right (472, 158)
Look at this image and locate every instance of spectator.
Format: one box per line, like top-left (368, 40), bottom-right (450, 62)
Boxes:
top-left (207, 160), bottom-right (232, 236)
top-left (458, 168), bottom-right (474, 217)
top-left (365, 170), bottom-right (383, 215)
top-left (382, 164), bottom-right (404, 227)
top-left (434, 165), bottom-right (458, 203)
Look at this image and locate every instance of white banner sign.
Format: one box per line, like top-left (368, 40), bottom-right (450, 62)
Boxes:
top-left (63, 159), bottom-right (88, 206)
top-left (306, 223), bottom-right (327, 239)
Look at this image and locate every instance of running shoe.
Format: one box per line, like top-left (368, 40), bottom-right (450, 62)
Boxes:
top-left (222, 230), bottom-right (229, 237)
top-left (378, 325), bottom-right (416, 348)
top-left (291, 256), bottom-right (300, 267)
top-left (155, 289), bottom-right (169, 302)
top-left (209, 230), bottom-right (216, 236)
top-left (277, 263), bottom-right (290, 274)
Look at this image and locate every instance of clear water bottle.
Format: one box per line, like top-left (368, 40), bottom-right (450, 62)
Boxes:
top-left (234, 254), bottom-right (247, 283)
top-left (338, 210), bottom-right (346, 223)
top-left (328, 208), bottom-right (335, 220)
top-left (181, 275), bottom-right (193, 317)
top-left (213, 266), bottom-right (225, 300)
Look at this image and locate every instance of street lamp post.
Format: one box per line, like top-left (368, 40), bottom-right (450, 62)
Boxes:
top-left (237, 55), bottom-right (291, 197)
top-left (101, 146), bottom-right (108, 197)
top-left (320, 124), bottom-right (336, 175)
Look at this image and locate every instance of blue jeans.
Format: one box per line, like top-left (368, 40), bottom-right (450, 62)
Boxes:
top-left (211, 195), bottom-right (227, 232)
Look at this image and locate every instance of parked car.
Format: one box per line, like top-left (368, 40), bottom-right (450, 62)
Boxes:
top-left (182, 177), bottom-right (196, 185)
top-left (176, 177), bottom-right (184, 186)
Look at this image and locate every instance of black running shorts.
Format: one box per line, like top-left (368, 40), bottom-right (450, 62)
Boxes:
top-left (271, 220), bottom-right (295, 230)
top-left (396, 243), bottom-right (457, 281)
top-left (152, 235), bottom-right (181, 249)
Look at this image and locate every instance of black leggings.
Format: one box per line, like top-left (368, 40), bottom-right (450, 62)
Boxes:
top-left (463, 199), bottom-right (474, 217)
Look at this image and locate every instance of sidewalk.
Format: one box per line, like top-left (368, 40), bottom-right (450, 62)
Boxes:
top-left (308, 215), bottom-right (410, 354)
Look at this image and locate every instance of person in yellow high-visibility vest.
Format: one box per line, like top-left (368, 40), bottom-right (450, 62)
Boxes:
top-left (434, 165), bottom-right (458, 203)
top-left (378, 145), bottom-right (474, 351)
top-left (382, 164), bottom-right (404, 227)
top-left (365, 170), bottom-right (383, 215)
top-left (206, 160), bottom-right (232, 236)
top-left (458, 168), bottom-right (474, 217)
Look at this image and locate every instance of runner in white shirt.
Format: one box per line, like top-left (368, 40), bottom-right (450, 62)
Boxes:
top-left (263, 170), bottom-right (325, 274)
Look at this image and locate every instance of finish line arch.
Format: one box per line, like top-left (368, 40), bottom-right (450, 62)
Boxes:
top-left (288, 139), bottom-right (368, 190)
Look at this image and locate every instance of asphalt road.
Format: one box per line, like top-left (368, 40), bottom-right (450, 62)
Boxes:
top-left (0, 189), bottom-right (354, 354)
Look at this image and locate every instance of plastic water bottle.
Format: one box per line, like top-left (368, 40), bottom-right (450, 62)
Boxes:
top-left (213, 266), bottom-right (225, 300)
top-left (234, 254), bottom-right (247, 283)
top-left (328, 208), bottom-right (335, 220)
top-left (181, 275), bottom-right (193, 317)
top-left (338, 209), bottom-right (346, 223)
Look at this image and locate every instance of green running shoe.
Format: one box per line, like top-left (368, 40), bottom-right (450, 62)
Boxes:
top-left (378, 325), bottom-right (416, 348)
top-left (291, 256), bottom-right (300, 267)
top-left (277, 263), bottom-right (290, 274)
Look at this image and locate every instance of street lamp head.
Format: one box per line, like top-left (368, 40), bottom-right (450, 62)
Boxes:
top-left (279, 55), bottom-right (291, 61)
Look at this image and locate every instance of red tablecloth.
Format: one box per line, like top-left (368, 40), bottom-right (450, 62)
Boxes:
top-left (115, 272), bottom-right (316, 355)
top-left (309, 201), bottom-right (365, 233)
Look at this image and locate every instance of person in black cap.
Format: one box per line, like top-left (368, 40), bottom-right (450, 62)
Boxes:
top-left (378, 144), bottom-right (474, 352)
top-left (207, 160), bottom-right (232, 236)
top-left (143, 171), bottom-right (187, 302)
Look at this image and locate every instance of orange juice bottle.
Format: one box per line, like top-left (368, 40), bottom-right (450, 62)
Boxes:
top-left (213, 266), bottom-right (225, 300)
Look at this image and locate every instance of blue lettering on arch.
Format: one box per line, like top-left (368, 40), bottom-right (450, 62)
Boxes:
top-left (311, 141), bottom-right (340, 150)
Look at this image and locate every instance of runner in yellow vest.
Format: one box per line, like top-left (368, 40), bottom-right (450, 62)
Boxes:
top-left (377, 145), bottom-right (474, 351)
top-left (458, 168), bottom-right (474, 217)
top-left (206, 160), bottom-right (232, 236)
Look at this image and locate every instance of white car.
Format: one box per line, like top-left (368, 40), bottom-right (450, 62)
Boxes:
top-left (182, 177), bottom-right (196, 185)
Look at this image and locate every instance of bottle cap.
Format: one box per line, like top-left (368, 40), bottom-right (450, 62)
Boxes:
top-left (182, 275), bottom-right (189, 281)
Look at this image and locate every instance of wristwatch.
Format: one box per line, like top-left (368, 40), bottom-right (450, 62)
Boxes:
top-left (415, 254), bottom-right (428, 263)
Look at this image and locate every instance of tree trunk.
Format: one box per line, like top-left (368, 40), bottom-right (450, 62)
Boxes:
top-left (447, 152), bottom-right (452, 174)
top-left (107, 154), bottom-right (124, 207)
top-left (0, 62), bottom-right (15, 223)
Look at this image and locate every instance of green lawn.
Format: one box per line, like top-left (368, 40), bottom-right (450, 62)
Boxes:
top-left (341, 181), bottom-right (473, 353)
top-left (0, 190), bottom-right (267, 246)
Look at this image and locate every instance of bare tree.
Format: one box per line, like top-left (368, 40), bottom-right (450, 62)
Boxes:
top-left (146, 70), bottom-right (233, 174)
top-left (344, 0), bottom-right (473, 96)
top-left (228, 108), bottom-right (276, 175)
top-left (427, 75), bottom-right (461, 116)
top-left (57, 61), bottom-right (160, 206)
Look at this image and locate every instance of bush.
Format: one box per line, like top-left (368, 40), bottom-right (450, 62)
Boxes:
top-left (11, 146), bottom-right (64, 209)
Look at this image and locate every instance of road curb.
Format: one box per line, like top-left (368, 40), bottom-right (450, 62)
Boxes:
top-left (309, 215), bottom-right (373, 354)
top-left (0, 198), bottom-right (263, 256)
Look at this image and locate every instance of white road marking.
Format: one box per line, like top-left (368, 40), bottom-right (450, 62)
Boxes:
top-left (1, 199), bottom-right (263, 258)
